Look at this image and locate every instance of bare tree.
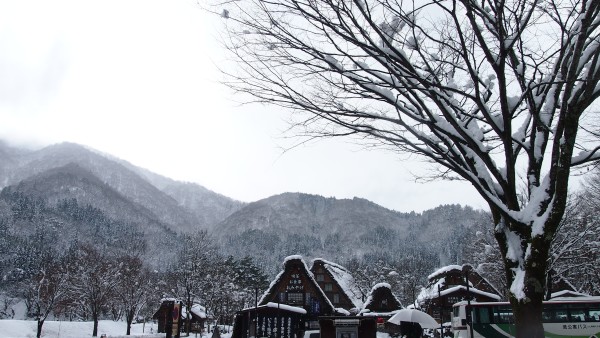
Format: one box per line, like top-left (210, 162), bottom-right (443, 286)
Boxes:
top-left (66, 244), bottom-right (120, 337)
top-left (550, 171), bottom-right (600, 295)
top-left (114, 255), bottom-right (151, 336)
top-left (213, 0), bottom-right (600, 336)
top-left (23, 257), bottom-right (69, 338)
top-left (462, 214), bottom-right (508, 299)
top-left (166, 231), bottom-right (217, 336)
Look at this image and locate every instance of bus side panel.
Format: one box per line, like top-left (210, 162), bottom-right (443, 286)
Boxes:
top-left (471, 324), bottom-right (515, 338)
top-left (542, 322), bottom-right (600, 337)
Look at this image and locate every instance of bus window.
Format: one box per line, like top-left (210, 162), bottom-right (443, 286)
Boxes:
top-left (542, 309), bottom-right (555, 322)
top-left (555, 309), bottom-right (569, 322)
top-left (544, 303), bottom-right (569, 322)
top-left (494, 306), bottom-right (513, 324)
top-left (569, 309), bottom-right (586, 322)
top-left (588, 309), bottom-right (600, 322)
top-left (476, 307), bottom-right (491, 324)
top-left (542, 308), bottom-right (553, 322)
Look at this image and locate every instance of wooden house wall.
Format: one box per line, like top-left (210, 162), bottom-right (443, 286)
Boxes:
top-left (231, 307), bottom-right (305, 338)
top-left (153, 303), bottom-right (170, 333)
top-left (436, 267), bottom-right (500, 297)
top-left (153, 301), bottom-right (205, 334)
top-left (423, 289), bottom-right (499, 323)
top-left (364, 287), bottom-right (402, 314)
top-left (311, 263), bottom-right (355, 310)
top-left (260, 261), bottom-right (333, 317)
top-left (421, 267), bottom-right (502, 324)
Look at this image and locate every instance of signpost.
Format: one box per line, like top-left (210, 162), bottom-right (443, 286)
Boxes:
top-left (165, 300), bottom-right (182, 338)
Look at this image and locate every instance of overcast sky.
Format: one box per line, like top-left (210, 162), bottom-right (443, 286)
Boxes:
top-left (0, 0), bottom-right (489, 213)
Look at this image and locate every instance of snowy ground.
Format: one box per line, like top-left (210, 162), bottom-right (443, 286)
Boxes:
top-left (0, 320), bottom-right (397, 338)
top-left (0, 320), bottom-right (234, 338)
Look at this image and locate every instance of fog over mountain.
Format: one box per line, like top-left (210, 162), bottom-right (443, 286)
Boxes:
top-left (0, 140), bottom-right (486, 271)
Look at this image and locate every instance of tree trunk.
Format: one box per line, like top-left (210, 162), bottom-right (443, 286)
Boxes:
top-left (186, 298), bottom-right (192, 337)
top-left (93, 314), bottom-right (99, 336)
top-left (493, 209), bottom-right (556, 338)
top-left (512, 298), bottom-right (545, 337)
top-left (36, 319), bottom-right (44, 338)
top-left (511, 236), bottom-right (550, 337)
top-left (126, 312), bottom-right (133, 335)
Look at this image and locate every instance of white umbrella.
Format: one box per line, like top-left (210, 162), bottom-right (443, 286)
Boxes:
top-left (387, 309), bottom-right (439, 329)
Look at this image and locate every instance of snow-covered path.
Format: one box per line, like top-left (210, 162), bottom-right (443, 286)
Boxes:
top-left (0, 320), bottom-right (196, 338)
top-left (0, 320), bottom-right (396, 338)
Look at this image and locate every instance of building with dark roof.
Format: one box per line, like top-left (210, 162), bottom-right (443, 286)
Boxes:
top-left (232, 255), bottom-right (337, 338)
top-left (310, 258), bottom-right (365, 314)
top-left (360, 283), bottom-right (403, 318)
top-left (416, 264), bottom-right (502, 323)
top-left (232, 255), bottom-right (404, 338)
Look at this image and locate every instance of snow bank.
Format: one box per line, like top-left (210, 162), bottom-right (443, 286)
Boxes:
top-left (0, 320), bottom-right (386, 338)
top-left (0, 320), bottom-right (222, 338)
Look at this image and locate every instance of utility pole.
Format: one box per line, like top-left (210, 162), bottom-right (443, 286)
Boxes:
top-left (465, 269), bottom-right (474, 338)
top-left (438, 285), bottom-right (443, 338)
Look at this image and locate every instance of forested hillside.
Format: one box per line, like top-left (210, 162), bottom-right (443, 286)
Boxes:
top-left (0, 140), bottom-right (598, 326)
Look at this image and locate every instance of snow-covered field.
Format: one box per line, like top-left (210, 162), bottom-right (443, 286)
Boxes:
top-left (0, 320), bottom-right (233, 338)
top-left (0, 320), bottom-right (398, 338)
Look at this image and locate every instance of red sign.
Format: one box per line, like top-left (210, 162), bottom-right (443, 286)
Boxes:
top-left (172, 303), bottom-right (180, 336)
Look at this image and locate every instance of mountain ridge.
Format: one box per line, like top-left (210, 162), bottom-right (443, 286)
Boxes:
top-left (0, 141), bottom-right (243, 233)
top-left (0, 140), bottom-right (487, 273)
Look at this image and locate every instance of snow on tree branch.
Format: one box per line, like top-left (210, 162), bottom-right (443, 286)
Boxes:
top-left (213, 1), bottom-right (600, 333)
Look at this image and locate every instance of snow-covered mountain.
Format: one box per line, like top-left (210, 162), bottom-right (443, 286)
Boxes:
top-left (215, 192), bottom-right (488, 273)
top-left (0, 141), bottom-right (244, 233)
top-left (0, 140), bottom-right (487, 271)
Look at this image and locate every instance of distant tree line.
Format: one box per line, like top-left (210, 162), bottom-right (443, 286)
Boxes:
top-left (462, 169), bottom-right (600, 299)
top-left (1, 169), bottom-right (600, 337)
top-left (335, 170), bottom-right (600, 307)
top-left (0, 191), bottom-right (269, 337)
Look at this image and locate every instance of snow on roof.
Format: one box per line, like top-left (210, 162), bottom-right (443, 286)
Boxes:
top-left (313, 258), bottom-right (364, 309)
top-left (259, 255), bottom-right (312, 304)
top-left (427, 265), bottom-right (463, 280)
top-left (335, 308), bottom-right (351, 316)
top-left (440, 286), bottom-right (501, 300)
top-left (417, 277), bottom-right (446, 303)
top-left (416, 277), bottom-right (501, 304)
top-left (259, 269), bottom-right (286, 304)
top-left (359, 309), bottom-right (402, 317)
top-left (549, 296), bottom-right (600, 303)
top-left (182, 304), bottom-right (207, 319)
top-left (158, 300), bottom-right (208, 319)
top-left (284, 255), bottom-right (304, 262)
top-left (361, 283), bottom-right (402, 313)
top-left (550, 290), bottom-right (590, 298)
top-left (473, 266), bottom-right (503, 297)
top-left (259, 255), bottom-right (335, 312)
top-left (371, 282), bottom-right (392, 290)
top-left (241, 302), bottom-right (308, 314)
top-left (266, 302), bottom-right (307, 314)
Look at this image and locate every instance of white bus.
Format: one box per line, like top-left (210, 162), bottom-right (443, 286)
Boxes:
top-left (451, 297), bottom-right (600, 338)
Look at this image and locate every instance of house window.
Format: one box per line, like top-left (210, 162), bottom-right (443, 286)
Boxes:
top-left (333, 293), bottom-right (340, 304)
top-left (324, 283), bottom-right (333, 291)
top-left (316, 274), bottom-right (325, 282)
top-left (288, 293), bottom-right (303, 305)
